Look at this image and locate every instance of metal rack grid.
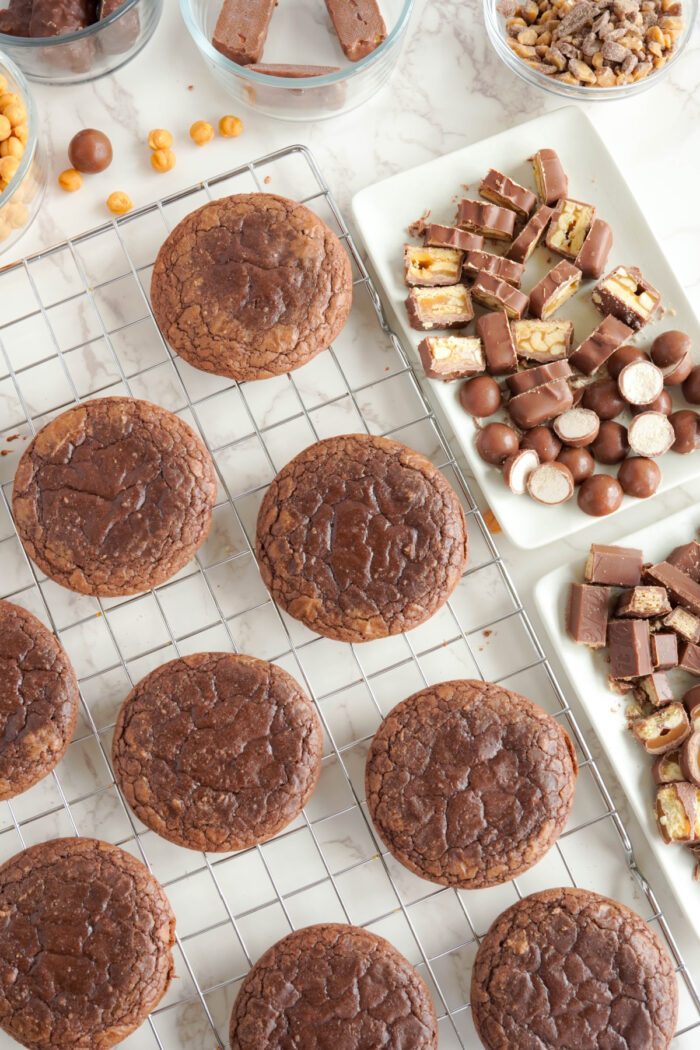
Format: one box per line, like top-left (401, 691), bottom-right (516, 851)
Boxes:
top-left (0, 144), bottom-right (698, 1049)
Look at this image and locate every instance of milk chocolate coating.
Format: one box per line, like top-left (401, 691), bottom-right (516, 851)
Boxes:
top-left (593, 266), bottom-right (661, 331)
top-left (476, 311), bottom-right (518, 375)
top-left (608, 619), bottom-right (653, 678)
top-left (586, 544), bottom-right (643, 587)
top-left (670, 410), bottom-right (700, 454)
top-left (651, 330), bottom-right (692, 383)
top-left (618, 456), bottom-right (661, 498)
top-left (457, 199), bottom-right (516, 240)
top-left (68, 129), bottom-right (113, 174)
top-left (607, 345), bottom-right (649, 381)
top-left (652, 634), bottom-right (679, 672)
top-left (574, 219), bottom-right (613, 280)
top-left (568, 316), bottom-right (633, 376)
top-left (459, 375), bottom-right (502, 417)
top-left (531, 148), bottom-right (568, 205)
top-left (529, 260), bottom-right (581, 320)
top-left (630, 390), bottom-right (672, 417)
top-left (506, 204), bottom-right (553, 264)
top-left (667, 541), bottom-right (700, 581)
top-left (506, 359), bottom-right (572, 397)
top-left (476, 423), bottom-right (520, 465)
top-left (508, 379), bottom-right (574, 430)
top-left (520, 426), bottom-right (561, 462)
top-left (557, 447), bottom-right (594, 484)
top-left (424, 224), bottom-right (484, 252)
top-left (578, 474), bottom-right (623, 517)
top-left (463, 250), bottom-right (524, 288)
top-left (591, 421), bottom-right (629, 465)
top-left (567, 583), bottom-right (610, 645)
top-left (471, 272), bottom-right (529, 318)
top-left (682, 366), bottom-right (700, 405)
top-left (479, 168), bottom-right (536, 219)
top-left (29, 0), bottom-right (92, 35)
top-left (582, 378), bottom-right (627, 421)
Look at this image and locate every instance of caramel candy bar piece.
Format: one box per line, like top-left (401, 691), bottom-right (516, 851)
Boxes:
top-left (585, 544), bottom-right (643, 586)
top-left (213, 0), bottom-right (276, 63)
top-left (652, 632), bottom-right (679, 670)
top-left (568, 315), bottom-right (634, 376)
top-left (681, 731), bottom-right (700, 788)
top-left (531, 149), bottom-right (568, 206)
top-left (0, 0), bottom-right (32, 35)
top-left (608, 619), bottom-right (653, 679)
top-left (635, 672), bottom-right (675, 708)
top-left (476, 311), bottom-right (517, 375)
top-left (616, 586), bottom-right (671, 619)
top-left (680, 642), bottom-right (700, 675)
top-left (30, 0), bottom-right (93, 34)
top-left (647, 561), bottom-right (700, 616)
top-left (529, 260), bottom-right (582, 320)
top-left (656, 782), bottom-right (700, 843)
top-left (471, 273), bottom-right (528, 319)
top-left (479, 169), bottom-right (536, 219)
top-left (424, 225), bottom-right (484, 252)
top-left (463, 250), bottom-right (524, 288)
top-left (506, 205), bottom-right (554, 265)
top-left (404, 245), bottom-right (463, 287)
top-left (405, 285), bottom-right (474, 331)
top-left (653, 750), bottom-right (684, 784)
top-left (506, 360), bottom-right (572, 396)
top-left (566, 583), bottom-right (610, 647)
top-left (512, 319), bottom-right (573, 363)
top-left (685, 688), bottom-right (700, 729)
top-left (457, 199), bottom-right (516, 241)
top-left (667, 541), bottom-right (700, 582)
top-left (592, 266), bottom-right (662, 331)
top-left (248, 64), bottom-right (341, 76)
top-left (507, 379), bottom-right (574, 430)
top-left (663, 607), bottom-right (700, 645)
top-left (418, 336), bottom-right (484, 381)
top-left (546, 199), bottom-right (596, 260)
top-left (575, 219), bottom-right (613, 280)
top-left (325, 0), bottom-right (387, 60)
top-left (632, 701), bottom-right (690, 754)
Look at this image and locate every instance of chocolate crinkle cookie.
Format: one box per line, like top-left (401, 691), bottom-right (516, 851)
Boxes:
top-left (150, 193), bottom-right (353, 382)
top-left (256, 434), bottom-right (468, 643)
top-left (471, 887), bottom-right (678, 1050)
top-left (366, 680), bottom-right (577, 888)
top-left (229, 923), bottom-right (438, 1049)
top-left (0, 837), bottom-right (176, 1050)
top-left (12, 397), bottom-right (217, 597)
top-left (0, 600), bottom-right (79, 800)
top-left (112, 652), bottom-right (323, 852)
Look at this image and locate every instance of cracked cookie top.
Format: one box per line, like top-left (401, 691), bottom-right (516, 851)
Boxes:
top-left (0, 837), bottom-right (175, 1050)
top-left (150, 193), bottom-right (353, 382)
top-left (255, 434), bottom-right (468, 643)
top-left (229, 923), bottom-right (438, 1049)
top-left (0, 600), bottom-right (79, 800)
top-left (471, 887), bottom-right (678, 1050)
top-left (12, 397), bottom-right (217, 597)
top-left (365, 680), bottom-right (577, 888)
top-left (112, 652), bottom-right (323, 852)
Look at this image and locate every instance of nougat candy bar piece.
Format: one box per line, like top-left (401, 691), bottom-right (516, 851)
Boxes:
top-left (213, 0), bottom-right (277, 63)
top-left (566, 583), bottom-right (610, 647)
top-left (531, 148), bottom-right (568, 206)
top-left (479, 168), bottom-right (536, 219)
top-left (463, 250), bottom-right (524, 288)
top-left (656, 782), bottom-right (700, 843)
top-left (424, 224), bottom-right (484, 252)
top-left (457, 199), bottom-right (516, 241)
top-left (585, 544), bottom-right (643, 586)
top-left (568, 315), bottom-right (634, 376)
top-left (546, 199), bottom-right (596, 260)
top-left (663, 606), bottom-right (700, 645)
top-left (405, 285), bottom-right (474, 331)
top-left (471, 272), bottom-right (528, 319)
top-left (592, 266), bottom-right (662, 332)
top-left (616, 586), bottom-right (672, 619)
top-left (507, 205), bottom-right (554, 264)
top-left (418, 336), bottom-right (484, 381)
top-left (325, 0), bottom-right (386, 60)
top-left (632, 702), bottom-right (690, 754)
top-left (404, 245), bottom-right (463, 287)
top-left (529, 260), bottom-right (582, 320)
top-left (608, 618), bottom-right (653, 679)
top-left (651, 632), bottom-right (679, 670)
top-left (476, 311), bottom-right (517, 375)
top-left (575, 219), bottom-right (613, 280)
top-left (512, 319), bottom-right (574, 363)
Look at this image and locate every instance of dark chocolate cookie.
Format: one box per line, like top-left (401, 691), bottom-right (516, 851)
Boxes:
top-left (0, 600), bottom-right (79, 800)
top-left (12, 397), bottom-right (217, 597)
top-left (150, 193), bottom-right (353, 382)
top-left (256, 434), bottom-right (468, 643)
top-left (471, 887), bottom-right (678, 1050)
top-left (365, 680), bottom-right (577, 888)
top-left (112, 652), bottom-right (323, 852)
top-left (229, 923), bottom-right (438, 1049)
top-left (0, 837), bottom-right (175, 1049)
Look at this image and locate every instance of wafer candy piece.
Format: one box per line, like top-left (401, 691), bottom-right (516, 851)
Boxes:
top-left (546, 199), bottom-right (596, 259)
top-left (656, 783), bottom-right (700, 843)
top-left (632, 702), bottom-right (690, 754)
top-left (506, 360), bottom-right (572, 396)
top-left (479, 168), bottom-right (536, 219)
top-left (531, 148), bottom-right (568, 205)
top-left (512, 319), bottom-right (574, 362)
top-left (404, 245), bottom-right (463, 287)
top-left (667, 541), bottom-right (700, 582)
top-left (585, 544), bottom-right (643, 586)
top-left (608, 619), bottom-right (653, 679)
top-left (457, 199), bottom-right (516, 241)
top-left (529, 260), bottom-right (582, 320)
top-left (405, 285), bottom-right (474, 331)
top-left (652, 633), bottom-right (679, 671)
top-left (616, 587), bottom-right (671, 619)
top-left (592, 265), bottom-right (662, 331)
top-left (418, 336), bottom-right (484, 380)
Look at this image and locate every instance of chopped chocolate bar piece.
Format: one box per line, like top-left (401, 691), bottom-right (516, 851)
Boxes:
top-left (608, 619), bottom-right (653, 679)
top-left (656, 782), bottom-right (700, 843)
top-left (685, 687), bottom-right (700, 728)
top-left (681, 731), bottom-right (700, 788)
top-left (507, 379), bottom-right (574, 430)
top-left (29, 0), bottom-right (93, 35)
top-left (566, 583), bottom-right (610, 647)
top-left (457, 199), bottom-right (516, 241)
top-left (531, 149), bottom-right (568, 206)
top-left (575, 219), bottom-right (613, 280)
top-left (247, 64), bottom-right (341, 76)
top-left (616, 586), bottom-right (672, 619)
top-left (405, 285), bottom-right (474, 331)
top-left (680, 642), bottom-right (700, 675)
top-left (546, 199), bottom-right (596, 260)
top-left (404, 245), bottom-right (463, 287)
top-left (463, 250), bottom-right (524, 288)
top-left (479, 168), bottom-right (536, 219)
top-left (592, 266), bottom-right (662, 331)
top-left (585, 544), bottom-right (643, 586)
top-left (653, 750), bottom-right (684, 784)
top-left (568, 315), bottom-right (634, 376)
top-left (476, 311), bottom-right (517, 375)
top-left (506, 360), bottom-right (572, 396)
top-left (632, 701), bottom-right (690, 754)
top-left (213, 0), bottom-right (276, 64)
top-left (529, 260), bottom-right (582, 320)
top-left (652, 632), bottom-right (679, 670)
top-left (324, 0), bottom-right (387, 60)
top-left (636, 672), bottom-right (675, 709)
top-left (471, 272), bottom-right (528, 319)
top-left (512, 319), bottom-right (574, 362)
top-left (418, 336), bottom-right (484, 381)
top-left (424, 225), bottom-right (484, 252)
top-left (506, 205), bottom-right (554, 264)
top-left (647, 561), bottom-right (700, 617)
top-left (667, 541), bottom-right (700, 582)
top-left (663, 607), bottom-right (700, 645)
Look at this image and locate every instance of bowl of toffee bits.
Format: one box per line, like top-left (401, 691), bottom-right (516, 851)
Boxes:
top-left (484, 0), bottom-right (694, 99)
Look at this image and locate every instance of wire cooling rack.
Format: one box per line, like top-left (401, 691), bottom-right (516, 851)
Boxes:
top-left (1, 144), bottom-right (699, 1050)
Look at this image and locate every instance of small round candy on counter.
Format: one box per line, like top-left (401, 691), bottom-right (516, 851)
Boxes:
top-left (617, 359), bottom-right (664, 406)
top-left (476, 422), bottom-right (519, 466)
top-left (68, 129), bottom-right (113, 174)
top-left (581, 378), bottom-right (626, 421)
top-left (527, 461), bottom-right (574, 505)
top-left (669, 410), bottom-right (700, 454)
top-left (682, 365), bottom-right (700, 405)
top-left (553, 408), bottom-right (600, 448)
top-left (630, 389), bottom-right (672, 416)
top-left (107, 191), bottom-right (133, 215)
top-left (607, 344), bottom-right (648, 381)
top-left (502, 449), bottom-right (539, 494)
top-left (651, 330), bottom-right (693, 385)
top-left (618, 456), bottom-right (661, 498)
top-left (190, 120), bottom-right (215, 146)
top-left (628, 412), bottom-right (675, 457)
top-left (219, 115), bottom-right (244, 138)
top-left (557, 447), bottom-right (594, 485)
top-left (590, 420), bottom-right (629, 465)
top-left (519, 426), bottom-right (561, 462)
top-left (151, 149), bottom-right (176, 173)
top-left (148, 128), bottom-right (174, 151)
top-left (58, 168), bottom-right (82, 192)
top-left (578, 474), bottom-right (623, 517)
top-left (459, 375), bottom-right (502, 417)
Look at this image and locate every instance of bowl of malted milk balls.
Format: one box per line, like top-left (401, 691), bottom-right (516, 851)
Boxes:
top-left (0, 51), bottom-right (46, 255)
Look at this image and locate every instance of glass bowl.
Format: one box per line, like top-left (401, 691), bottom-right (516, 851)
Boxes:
top-left (180, 0), bottom-right (415, 121)
top-left (0, 51), bottom-right (46, 257)
top-left (0, 0), bottom-right (163, 85)
top-left (484, 0), bottom-right (697, 101)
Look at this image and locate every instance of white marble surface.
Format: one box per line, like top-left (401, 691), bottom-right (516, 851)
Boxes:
top-left (1, 0), bottom-right (700, 1045)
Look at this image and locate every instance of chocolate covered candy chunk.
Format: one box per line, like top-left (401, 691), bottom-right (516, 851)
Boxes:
top-left (635, 672), bottom-right (675, 708)
top-left (463, 250), bottom-right (524, 288)
top-left (476, 311), bottom-right (517, 375)
top-left (681, 732), bottom-right (700, 788)
top-left (418, 336), bottom-right (484, 380)
top-left (567, 583), bottom-right (610, 647)
top-left (0, 0), bottom-right (32, 35)
top-left (592, 265), bottom-right (662, 331)
top-left (568, 315), bottom-right (633, 376)
top-left (628, 412), bottom-right (675, 457)
top-left (213, 0), bottom-right (276, 63)
top-left (526, 461), bottom-right (574, 505)
top-left (680, 642), bottom-right (700, 675)
top-left (608, 619), bottom-right (653, 679)
top-left (656, 782), bottom-right (700, 843)
top-left (653, 750), bottom-right (684, 784)
top-left (663, 607), bottom-right (700, 645)
top-left (667, 541), bottom-right (700, 582)
top-left (553, 408), bottom-right (600, 448)
top-left (406, 285), bottom-right (473, 331)
top-left (616, 586), bottom-right (671, 619)
top-left (648, 561), bottom-right (700, 616)
top-left (508, 378), bottom-right (574, 430)
top-left (632, 702), bottom-right (690, 754)
top-left (512, 319), bottom-right (573, 362)
top-left (585, 544), bottom-right (643, 586)
top-left (404, 245), bottom-right (463, 287)
top-left (546, 199), bottom-right (595, 260)
top-left (471, 272), bottom-right (528, 319)
top-left (506, 205), bottom-right (554, 264)
top-left (652, 632), bottom-right (679, 671)
top-left (457, 199), bottom-right (516, 241)
top-left (575, 219), bottom-right (613, 280)
top-left (531, 149), bottom-right (568, 205)
top-left (529, 260), bottom-right (582, 320)
top-left (479, 168), bottom-right (536, 219)
top-left (29, 0), bottom-right (92, 35)
top-left (424, 224), bottom-right (484, 252)
top-left (325, 0), bottom-right (386, 60)
top-left (506, 359), bottom-right (572, 396)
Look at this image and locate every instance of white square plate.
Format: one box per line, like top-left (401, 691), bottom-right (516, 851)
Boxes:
top-left (352, 107), bottom-right (700, 550)
top-left (534, 503), bottom-right (700, 941)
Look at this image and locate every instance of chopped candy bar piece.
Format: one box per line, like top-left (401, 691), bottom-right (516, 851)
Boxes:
top-left (405, 285), bottom-right (474, 331)
top-left (608, 619), bottom-right (653, 679)
top-left (507, 379), bottom-right (574, 430)
top-left (506, 360), bottom-right (572, 396)
top-left (667, 541), bottom-right (700, 582)
top-left (568, 315), bottom-right (633, 376)
top-left (529, 260), bottom-right (582, 320)
top-left (476, 311), bottom-right (517, 375)
top-left (507, 205), bottom-right (554, 264)
top-left (592, 265), bottom-right (662, 331)
top-left (681, 732), bottom-right (700, 788)
top-left (213, 0), bottom-right (276, 64)
top-left (471, 272), bottom-right (528, 319)
top-left (635, 672), bottom-right (675, 709)
top-left (512, 319), bottom-right (574, 362)
top-left (418, 336), bottom-right (484, 381)
top-left (585, 544), bottom-right (643, 586)
top-left (656, 782), bottom-right (700, 843)
top-left (479, 168), bottom-right (536, 219)
top-left (647, 561), bottom-right (700, 616)
top-left (616, 586), bottom-right (672, 619)
top-left (463, 250), bottom-right (524, 288)
top-left (457, 199), bottom-right (516, 241)
top-left (566, 583), bottom-right (610, 647)
top-left (404, 245), bottom-right (463, 287)
top-left (424, 225), bottom-right (484, 252)
top-left (546, 199), bottom-right (596, 259)
top-left (324, 0), bottom-right (387, 60)
top-left (531, 149), bottom-right (568, 205)
top-left (652, 750), bottom-right (684, 785)
top-left (632, 702), bottom-right (690, 754)
top-left (663, 607), bottom-right (700, 645)
top-left (575, 219), bottom-right (613, 280)
top-left (680, 642), bottom-right (700, 675)
top-left (651, 632), bottom-right (679, 670)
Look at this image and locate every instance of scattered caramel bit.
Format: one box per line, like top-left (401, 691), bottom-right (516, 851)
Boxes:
top-left (219, 115), bottom-right (244, 138)
top-left (107, 191), bottom-right (133, 216)
top-left (58, 169), bottom-right (83, 193)
top-left (190, 120), bottom-right (215, 146)
top-left (148, 128), bottom-right (173, 150)
top-left (150, 148), bottom-right (176, 173)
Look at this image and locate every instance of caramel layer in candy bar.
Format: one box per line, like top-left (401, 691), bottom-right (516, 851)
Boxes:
top-left (656, 782), bottom-right (700, 843)
top-left (592, 266), bottom-right (662, 331)
top-left (663, 607), bottom-right (700, 645)
top-left (213, 0), bottom-right (276, 64)
top-left (529, 260), bottom-right (582, 320)
top-left (608, 618), bottom-right (653, 678)
top-left (545, 199), bottom-right (596, 260)
top-left (636, 672), bottom-right (675, 708)
top-left (404, 245), bottom-right (463, 287)
top-left (652, 632), bottom-right (679, 670)
top-left (585, 544), bottom-right (643, 586)
top-left (418, 336), bottom-right (484, 381)
top-left (506, 359), bottom-right (572, 396)
top-left (531, 149), bottom-right (568, 206)
top-left (479, 168), bottom-right (536, 219)
top-left (476, 311), bottom-right (517, 375)
top-left (457, 199), bottom-right (516, 241)
top-left (647, 561), bottom-right (700, 616)
top-left (567, 583), bottom-right (610, 647)
top-left (667, 541), bottom-right (700, 582)
top-left (471, 272), bottom-right (528, 319)
top-left (507, 378), bottom-right (573, 430)
top-left (616, 586), bottom-right (671, 619)
top-left (424, 225), bottom-right (484, 252)
top-left (506, 205), bottom-right (554, 265)
top-left (575, 219), bottom-right (613, 280)
top-left (325, 0), bottom-right (386, 60)
top-left (680, 642), bottom-right (700, 675)
top-left (463, 250), bottom-right (524, 288)
top-left (568, 315), bottom-right (634, 376)
top-left (512, 319), bottom-right (573, 362)
top-left (405, 285), bottom-right (474, 331)
top-left (632, 703), bottom-right (689, 756)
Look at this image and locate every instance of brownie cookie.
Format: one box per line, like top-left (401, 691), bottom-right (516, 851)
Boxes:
top-left (150, 193), bottom-right (353, 382)
top-left (229, 923), bottom-right (438, 1049)
top-left (112, 652), bottom-right (323, 851)
top-left (256, 434), bottom-right (468, 643)
top-left (366, 680), bottom-right (577, 888)
top-left (12, 397), bottom-right (217, 597)
top-left (471, 887), bottom-right (678, 1050)
top-left (0, 837), bottom-right (176, 1049)
top-left (0, 600), bottom-right (79, 800)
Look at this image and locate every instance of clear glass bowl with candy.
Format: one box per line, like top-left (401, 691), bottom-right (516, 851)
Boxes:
top-left (0, 50), bottom-right (46, 256)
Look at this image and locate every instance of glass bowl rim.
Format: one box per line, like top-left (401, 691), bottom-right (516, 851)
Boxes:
top-left (179, 0), bottom-right (415, 87)
top-left (0, 50), bottom-right (38, 207)
top-left (0, 0), bottom-right (142, 47)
